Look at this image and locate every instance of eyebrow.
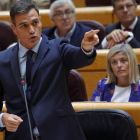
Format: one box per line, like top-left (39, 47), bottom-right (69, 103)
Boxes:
top-left (18, 18), bottom-right (40, 26)
top-left (55, 9), bottom-right (71, 12)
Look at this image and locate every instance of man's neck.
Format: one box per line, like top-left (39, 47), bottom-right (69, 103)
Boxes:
top-left (121, 17), bottom-right (137, 28)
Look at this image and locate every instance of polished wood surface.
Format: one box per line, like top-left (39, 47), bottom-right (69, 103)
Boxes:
top-left (0, 6), bottom-right (113, 28)
top-left (1, 5), bottom-right (140, 28)
top-left (72, 102), bottom-right (140, 139)
top-left (72, 0), bottom-right (86, 7)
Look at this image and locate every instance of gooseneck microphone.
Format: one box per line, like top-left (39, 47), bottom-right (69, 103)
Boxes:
top-left (20, 77), bottom-right (33, 140)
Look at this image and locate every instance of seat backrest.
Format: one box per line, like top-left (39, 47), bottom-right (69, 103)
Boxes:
top-left (138, 63), bottom-right (140, 72)
top-left (69, 69), bottom-right (87, 102)
top-left (0, 21), bottom-right (17, 51)
top-left (77, 109), bottom-right (138, 140)
top-left (76, 20), bottom-right (106, 44)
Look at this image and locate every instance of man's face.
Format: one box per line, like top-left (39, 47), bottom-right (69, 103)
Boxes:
top-left (11, 8), bottom-right (42, 49)
top-left (113, 0), bottom-right (137, 27)
top-left (52, 3), bottom-right (75, 35)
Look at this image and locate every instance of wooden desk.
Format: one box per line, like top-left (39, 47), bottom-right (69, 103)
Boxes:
top-left (0, 6), bottom-right (113, 28)
top-left (77, 49), bottom-right (140, 100)
top-left (72, 102), bottom-right (140, 139)
top-left (72, 0), bottom-right (86, 7)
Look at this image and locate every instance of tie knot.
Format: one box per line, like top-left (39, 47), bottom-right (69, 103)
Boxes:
top-left (124, 28), bottom-right (132, 31)
top-left (27, 50), bottom-right (34, 59)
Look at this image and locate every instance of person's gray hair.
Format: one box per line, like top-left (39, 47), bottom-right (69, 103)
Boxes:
top-left (106, 44), bottom-right (139, 84)
top-left (10, 1), bottom-right (39, 26)
top-left (49, 0), bottom-right (75, 19)
top-left (111, 0), bottom-right (136, 8)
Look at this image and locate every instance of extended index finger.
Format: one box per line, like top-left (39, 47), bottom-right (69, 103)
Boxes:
top-left (84, 30), bottom-right (99, 42)
top-left (85, 29), bottom-right (99, 37)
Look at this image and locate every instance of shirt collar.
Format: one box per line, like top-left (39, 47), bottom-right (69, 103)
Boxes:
top-left (121, 17), bottom-right (137, 30)
top-left (54, 23), bottom-right (76, 40)
top-left (19, 37), bottom-right (42, 58)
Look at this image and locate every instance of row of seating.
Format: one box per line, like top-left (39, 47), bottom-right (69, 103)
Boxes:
top-left (1, 5), bottom-right (140, 28)
top-left (1, 102), bottom-right (140, 140)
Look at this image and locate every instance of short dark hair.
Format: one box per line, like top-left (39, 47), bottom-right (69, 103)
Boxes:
top-left (111, 0), bottom-right (136, 8)
top-left (10, 1), bottom-right (39, 26)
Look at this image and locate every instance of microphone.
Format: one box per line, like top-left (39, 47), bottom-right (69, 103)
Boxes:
top-left (20, 77), bottom-right (34, 140)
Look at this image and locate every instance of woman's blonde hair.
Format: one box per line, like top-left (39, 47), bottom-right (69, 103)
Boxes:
top-left (106, 44), bottom-right (139, 84)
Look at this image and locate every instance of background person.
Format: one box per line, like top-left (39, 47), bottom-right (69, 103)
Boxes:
top-left (91, 44), bottom-right (140, 102)
top-left (98, 0), bottom-right (140, 49)
top-left (42, 0), bottom-right (99, 48)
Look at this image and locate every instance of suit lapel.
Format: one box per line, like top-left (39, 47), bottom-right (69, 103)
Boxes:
top-left (116, 22), bottom-right (121, 29)
top-left (10, 44), bottom-right (24, 99)
top-left (70, 24), bottom-right (81, 46)
top-left (133, 17), bottom-right (140, 33)
top-left (31, 35), bottom-right (50, 81)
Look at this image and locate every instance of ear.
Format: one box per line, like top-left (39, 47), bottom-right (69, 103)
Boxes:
top-left (51, 18), bottom-right (55, 25)
top-left (11, 23), bottom-right (17, 35)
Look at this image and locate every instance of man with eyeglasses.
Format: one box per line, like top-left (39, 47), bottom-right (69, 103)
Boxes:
top-left (98, 0), bottom-right (140, 49)
top-left (42, 0), bottom-right (97, 48)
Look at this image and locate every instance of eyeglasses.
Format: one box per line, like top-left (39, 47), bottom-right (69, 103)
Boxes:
top-left (115, 3), bottom-right (134, 11)
top-left (53, 11), bottom-right (74, 19)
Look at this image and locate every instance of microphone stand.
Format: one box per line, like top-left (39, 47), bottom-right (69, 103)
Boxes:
top-left (20, 77), bottom-right (34, 140)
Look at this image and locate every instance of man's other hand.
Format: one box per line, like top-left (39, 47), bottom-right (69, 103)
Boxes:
top-left (2, 113), bottom-right (23, 132)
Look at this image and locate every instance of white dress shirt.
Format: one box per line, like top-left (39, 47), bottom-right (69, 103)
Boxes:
top-left (102, 17), bottom-right (138, 49)
top-left (111, 85), bottom-right (131, 102)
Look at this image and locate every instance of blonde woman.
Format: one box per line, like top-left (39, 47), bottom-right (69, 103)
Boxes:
top-left (91, 44), bottom-right (140, 102)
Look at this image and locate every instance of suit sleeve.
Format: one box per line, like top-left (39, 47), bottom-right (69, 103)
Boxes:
top-left (58, 38), bottom-right (97, 69)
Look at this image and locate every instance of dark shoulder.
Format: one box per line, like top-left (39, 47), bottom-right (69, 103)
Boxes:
top-left (106, 22), bottom-right (120, 34)
top-left (76, 23), bottom-right (93, 31)
top-left (42, 26), bottom-right (56, 36)
top-left (0, 44), bottom-right (16, 60)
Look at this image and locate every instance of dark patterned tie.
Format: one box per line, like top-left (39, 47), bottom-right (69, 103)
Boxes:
top-left (26, 50), bottom-right (34, 101)
top-left (124, 28), bottom-right (132, 31)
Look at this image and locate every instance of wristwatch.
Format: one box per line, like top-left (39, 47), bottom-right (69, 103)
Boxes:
top-left (126, 32), bottom-right (133, 39)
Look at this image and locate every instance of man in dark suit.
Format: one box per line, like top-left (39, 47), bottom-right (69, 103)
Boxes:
top-left (99, 0), bottom-right (140, 49)
top-left (42, 0), bottom-right (95, 48)
top-left (0, 1), bottom-right (99, 140)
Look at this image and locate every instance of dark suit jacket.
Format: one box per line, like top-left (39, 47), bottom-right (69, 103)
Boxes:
top-left (0, 34), bottom-right (96, 140)
top-left (98, 17), bottom-right (140, 49)
top-left (42, 23), bottom-right (96, 47)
